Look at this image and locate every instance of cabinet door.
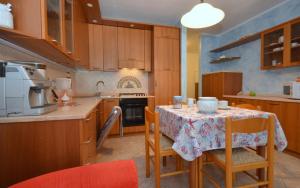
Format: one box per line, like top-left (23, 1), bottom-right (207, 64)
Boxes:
top-left (46, 0), bottom-right (62, 44)
top-left (289, 19), bottom-right (300, 66)
top-left (88, 24), bottom-right (103, 70)
top-left (144, 30), bottom-right (152, 72)
top-left (265, 101), bottom-right (283, 123)
top-left (155, 70), bottom-right (171, 105)
top-left (64, 0), bottom-right (73, 54)
top-left (73, 0), bottom-right (89, 67)
top-left (154, 37), bottom-right (172, 71)
top-left (118, 27), bottom-right (145, 69)
top-left (103, 99), bottom-right (120, 135)
top-left (103, 26), bottom-right (118, 71)
top-left (282, 103), bottom-right (299, 152)
top-left (154, 26), bottom-right (180, 39)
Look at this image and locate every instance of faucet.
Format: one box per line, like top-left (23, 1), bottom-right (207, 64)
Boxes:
top-left (96, 81), bottom-right (104, 97)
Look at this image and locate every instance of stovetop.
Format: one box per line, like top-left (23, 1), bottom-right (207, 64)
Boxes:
top-left (119, 93), bottom-right (148, 98)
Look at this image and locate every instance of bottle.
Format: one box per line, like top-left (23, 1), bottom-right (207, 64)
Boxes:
top-left (0, 3), bottom-right (14, 29)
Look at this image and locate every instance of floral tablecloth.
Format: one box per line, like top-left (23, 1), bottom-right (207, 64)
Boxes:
top-left (156, 105), bottom-right (288, 161)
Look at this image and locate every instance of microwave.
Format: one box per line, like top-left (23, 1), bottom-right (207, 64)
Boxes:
top-left (283, 81), bottom-right (300, 99)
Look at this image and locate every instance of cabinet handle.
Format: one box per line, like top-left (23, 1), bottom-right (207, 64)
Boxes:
top-left (83, 138), bottom-right (91, 144)
top-left (67, 51), bottom-right (72, 55)
top-left (85, 117), bottom-right (91, 121)
top-left (83, 163), bottom-right (91, 166)
top-left (51, 39), bottom-right (58, 44)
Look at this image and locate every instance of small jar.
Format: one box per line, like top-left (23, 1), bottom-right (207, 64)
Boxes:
top-left (0, 3), bottom-right (14, 29)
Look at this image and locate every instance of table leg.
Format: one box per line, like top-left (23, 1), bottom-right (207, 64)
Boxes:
top-left (189, 155), bottom-right (204, 188)
top-left (257, 146), bottom-right (266, 188)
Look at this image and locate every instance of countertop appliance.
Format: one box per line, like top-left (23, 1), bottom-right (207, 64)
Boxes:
top-left (0, 61), bottom-right (57, 117)
top-left (283, 81), bottom-right (300, 99)
top-left (119, 93), bottom-right (148, 127)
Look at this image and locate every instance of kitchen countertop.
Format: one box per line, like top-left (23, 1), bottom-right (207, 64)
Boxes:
top-left (0, 97), bottom-right (102, 124)
top-left (224, 95), bottom-right (300, 103)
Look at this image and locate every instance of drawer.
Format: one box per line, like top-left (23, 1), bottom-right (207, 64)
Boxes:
top-left (80, 111), bottom-right (97, 142)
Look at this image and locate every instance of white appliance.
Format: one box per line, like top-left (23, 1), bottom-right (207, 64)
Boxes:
top-left (55, 77), bottom-right (72, 103)
top-left (283, 81), bottom-right (300, 99)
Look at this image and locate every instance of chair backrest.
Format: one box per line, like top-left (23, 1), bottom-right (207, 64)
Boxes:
top-left (225, 115), bottom-right (275, 166)
top-left (145, 107), bottom-right (160, 150)
top-left (96, 106), bottom-right (122, 151)
top-left (233, 103), bottom-right (261, 111)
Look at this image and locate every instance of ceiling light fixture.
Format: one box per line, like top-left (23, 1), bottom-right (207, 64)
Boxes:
top-left (181, 0), bottom-right (225, 29)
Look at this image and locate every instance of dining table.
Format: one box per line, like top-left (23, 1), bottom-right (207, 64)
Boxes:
top-left (156, 105), bottom-right (288, 188)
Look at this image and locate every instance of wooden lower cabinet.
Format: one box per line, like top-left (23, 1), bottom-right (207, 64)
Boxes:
top-left (0, 109), bottom-right (98, 187)
top-left (225, 97), bottom-right (300, 154)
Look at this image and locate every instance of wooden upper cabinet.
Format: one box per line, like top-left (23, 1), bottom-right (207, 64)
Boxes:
top-left (144, 30), bottom-right (152, 72)
top-left (118, 27), bottom-right (145, 69)
top-left (73, 0), bottom-right (89, 67)
top-left (103, 25), bottom-right (118, 71)
top-left (88, 24), bottom-right (103, 70)
top-left (64, 0), bottom-right (74, 54)
top-left (261, 17), bottom-right (300, 70)
top-left (154, 38), bottom-right (180, 71)
top-left (154, 26), bottom-right (180, 39)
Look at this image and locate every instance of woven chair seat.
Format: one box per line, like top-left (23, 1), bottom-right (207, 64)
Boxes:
top-left (150, 134), bottom-right (174, 150)
top-left (209, 148), bottom-right (265, 165)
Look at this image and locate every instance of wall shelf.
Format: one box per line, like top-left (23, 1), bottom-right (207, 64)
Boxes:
top-left (210, 56), bottom-right (241, 64)
top-left (210, 32), bottom-right (260, 53)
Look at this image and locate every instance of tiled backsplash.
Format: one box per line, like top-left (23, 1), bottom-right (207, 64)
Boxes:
top-left (74, 69), bottom-right (148, 96)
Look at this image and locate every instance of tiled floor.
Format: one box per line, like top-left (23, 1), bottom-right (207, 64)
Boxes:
top-left (95, 134), bottom-right (300, 188)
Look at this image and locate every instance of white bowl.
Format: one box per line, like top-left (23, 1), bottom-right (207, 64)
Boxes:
top-left (197, 97), bottom-right (218, 113)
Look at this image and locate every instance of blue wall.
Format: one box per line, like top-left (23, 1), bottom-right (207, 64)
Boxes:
top-left (200, 0), bottom-right (300, 95)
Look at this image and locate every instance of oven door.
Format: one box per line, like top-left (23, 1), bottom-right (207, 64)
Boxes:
top-left (120, 98), bottom-right (147, 127)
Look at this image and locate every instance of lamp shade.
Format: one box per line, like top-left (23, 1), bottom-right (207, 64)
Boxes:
top-left (181, 3), bottom-right (225, 29)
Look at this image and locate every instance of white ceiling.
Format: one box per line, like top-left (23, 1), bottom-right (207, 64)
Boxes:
top-left (99, 0), bottom-right (287, 34)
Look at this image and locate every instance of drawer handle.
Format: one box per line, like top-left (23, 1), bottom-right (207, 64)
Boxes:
top-left (83, 138), bottom-right (91, 144)
top-left (85, 117), bottom-right (91, 121)
top-left (83, 163), bottom-right (91, 166)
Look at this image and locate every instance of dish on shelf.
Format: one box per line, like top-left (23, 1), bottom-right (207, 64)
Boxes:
top-left (291, 42), bottom-right (300, 48)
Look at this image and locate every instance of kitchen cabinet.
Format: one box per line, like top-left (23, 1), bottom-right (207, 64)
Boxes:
top-left (103, 25), bottom-right (119, 71)
top-left (73, 0), bottom-right (89, 68)
top-left (149, 26), bottom-right (181, 106)
top-left (224, 97), bottom-right (300, 155)
top-left (118, 27), bottom-right (145, 69)
top-left (202, 72), bottom-right (243, 100)
top-left (0, 107), bottom-right (98, 187)
top-left (80, 109), bottom-right (97, 165)
top-left (0, 0), bottom-right (89, 67)
top-left (144, 30), bottom-right (152, 72)
top-left (261, 17), bottom-right (300, 70)
top-left (102, 98), bottom-right (120, 135)
top-left (88, 24), bottom-right (103, 70)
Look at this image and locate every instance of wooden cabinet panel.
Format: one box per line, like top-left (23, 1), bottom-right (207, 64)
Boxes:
top-left (155, 70), bottom-right (171, 105)
top-left (282, 103), bottom-right (300, 152)
top-left (154, 37), bottom-right (179, 71)
top-left (103, 98), bottom-right (120, 135)
top-left (73, 0), bottom-right (89, 67)
top-left (0, 120), bottom-right (80, 187)
top-left (118, 27), bottom-right (145, 69)
top-left (88, 24), bottom-right (103, 70)
top-left (154, 26), bottom-right (180, 39)
top-left (265, 101), bottom-right (283, 123)
top-left (151, 26), bottom-right (181, 106)
top-left (103, 25), bottom-right (118, 71)
top-left (202, 72), bottom-right (242, 99)
top-left (145, 30), bottom-right (152, 72)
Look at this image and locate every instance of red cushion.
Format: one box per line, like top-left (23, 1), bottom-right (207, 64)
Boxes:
top-left (10, 160), bottom-right (138, 188)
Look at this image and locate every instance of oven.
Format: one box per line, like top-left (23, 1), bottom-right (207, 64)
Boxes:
top-left (119, 98), bottom-right (148, 127)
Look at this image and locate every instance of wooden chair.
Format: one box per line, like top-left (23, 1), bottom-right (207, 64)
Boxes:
top-left (203, 115), bottom-right (275, 188)
top-left (232, 103), bottom-right (261, 111)
top-left (144, 107), bottom-right (187, 188)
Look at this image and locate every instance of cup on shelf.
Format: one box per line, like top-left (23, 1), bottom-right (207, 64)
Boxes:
top-left (278, 36), bottom-right (284, 43)
top-left (272, 60), bottom-right (277, 66)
